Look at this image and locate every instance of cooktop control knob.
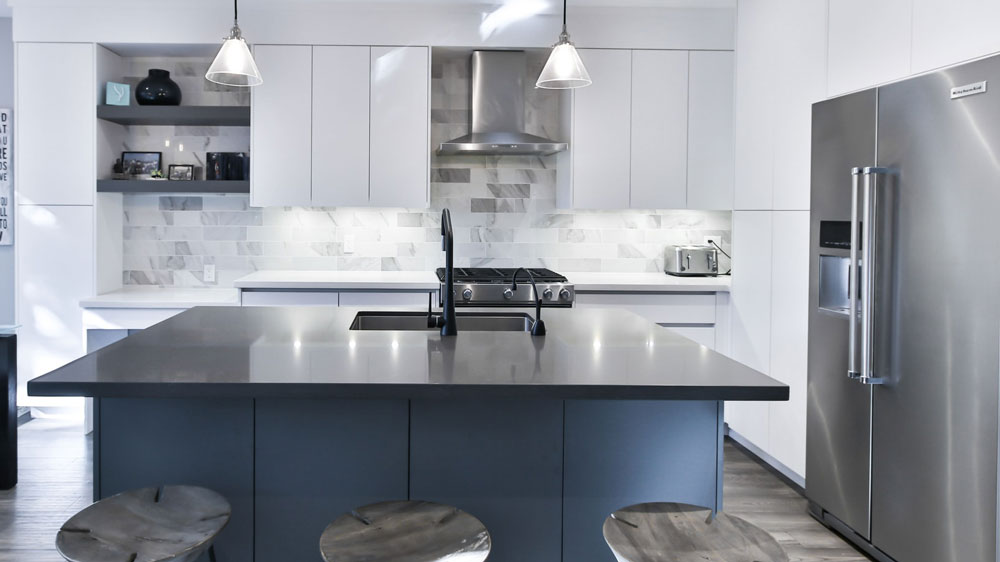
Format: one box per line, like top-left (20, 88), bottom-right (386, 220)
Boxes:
top-left (462, 288), bottom-right (473, 300)
top-left (542, 288), bottom-right (554, 300)
top-left (503, 288), bottom-right (514, 300)
top-left (559, 288), bottom-right (571, 301)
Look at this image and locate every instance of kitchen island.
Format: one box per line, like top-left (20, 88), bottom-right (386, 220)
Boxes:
top-left (29, 306), bottom-right (786, 562)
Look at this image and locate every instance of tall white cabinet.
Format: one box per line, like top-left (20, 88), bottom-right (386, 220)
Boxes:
top-left (251, 45), bottom-right (429, 208)
top-left (16, 43), bottom-right (95, 206)
top-left (559, 49), bottom-right (734, 211)
top-left (15, 43), bottom-right (96, 409)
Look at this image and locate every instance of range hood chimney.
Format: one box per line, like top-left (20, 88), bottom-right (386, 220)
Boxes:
top-left (437, 51), bottom-right (568, 156)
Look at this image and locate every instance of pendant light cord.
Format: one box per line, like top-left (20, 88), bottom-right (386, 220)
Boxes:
top-left (234, 0), bottom-right (238, 23)
top-left (562, 0), bottom-right (567, 28)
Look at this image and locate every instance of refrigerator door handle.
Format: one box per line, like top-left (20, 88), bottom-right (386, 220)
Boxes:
top-left (857, 166), bottom-right (894, 385)
top-left (847, 168), bottom-right (862, 380)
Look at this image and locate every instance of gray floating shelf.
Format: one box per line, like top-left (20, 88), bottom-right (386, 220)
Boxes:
top-left (96, 105), bottom-right (250, 126)
top-left (97, 180), bottom-right (250, 194)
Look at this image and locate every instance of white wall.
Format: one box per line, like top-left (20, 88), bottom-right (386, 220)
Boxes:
top-left (0, 18), bottom-right (12, 326)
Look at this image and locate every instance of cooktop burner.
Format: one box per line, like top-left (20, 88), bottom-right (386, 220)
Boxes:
top-left (436, 268), bottom-right (568, 284)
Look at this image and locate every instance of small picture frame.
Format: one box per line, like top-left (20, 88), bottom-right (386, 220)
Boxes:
top-left (121, 151), bottom-right (162, 177)
top-left (105, 82), bottom-right (130, 106)
top-left (168, 164), bottom-right (195, 181)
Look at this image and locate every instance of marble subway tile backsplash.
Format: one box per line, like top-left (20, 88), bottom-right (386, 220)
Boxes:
top-left (121, 50), bottom-right (731, 287)
top-left (122, 194), bottom-right (731, 287)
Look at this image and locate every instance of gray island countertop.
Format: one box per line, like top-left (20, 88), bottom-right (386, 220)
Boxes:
top-left (28, 306), bottom-right (787, 401)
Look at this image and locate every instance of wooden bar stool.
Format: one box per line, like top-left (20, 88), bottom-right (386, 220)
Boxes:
top-left (603, 502), bottom-right (789, 562)
top-left (56, 485), bottom-right (231, 562)
top-left (319, 500), bottom-right (491, 562)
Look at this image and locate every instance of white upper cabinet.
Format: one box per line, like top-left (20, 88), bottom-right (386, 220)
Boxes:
top-left (687, 51), bottom-right (734, 210)
top-left (561, 49), bottom-right (734, 211)
top-left (369, 46), bottom-right (429, 208)
top-left (312, 46), bottom-right (371, 207)
top-left (629, 50), bottom-right (689, 210)
top-left (251, 45), bottom-right (313, 207)
top-left (17, 43), bottom-right (94, 206)
top-left (827, 0), bottom-right (911, 96)
top-left (571, 49), bottom-right (632, 210)
top-left (252, 45), bottom-right (429, 208)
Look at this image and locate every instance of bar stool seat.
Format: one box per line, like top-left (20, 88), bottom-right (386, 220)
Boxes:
top-left (603, 502), bottom-right (789, 562)
top-left (56, 485), bottom-right (231, 562)
top-left (319, 500), bottom-right (491, 562)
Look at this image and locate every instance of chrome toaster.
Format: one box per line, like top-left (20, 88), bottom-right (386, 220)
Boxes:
top-left (665, 245), bottom-right (719, 277)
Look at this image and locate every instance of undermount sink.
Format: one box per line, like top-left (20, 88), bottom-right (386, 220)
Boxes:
top-left (350, 311), bottom-right (535, 332)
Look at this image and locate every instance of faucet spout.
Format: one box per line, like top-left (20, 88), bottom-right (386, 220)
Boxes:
top-left (511, 267), bottom-right (546, 337)
top-left (440, 209), bottom-right (457, 336)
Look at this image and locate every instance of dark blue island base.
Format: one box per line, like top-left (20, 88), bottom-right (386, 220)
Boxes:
top-left (94, 397), bottom-right (724, 562)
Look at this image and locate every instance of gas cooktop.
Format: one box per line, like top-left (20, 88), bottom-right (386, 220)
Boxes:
top-left (435, 268), bottom-right (575, 307)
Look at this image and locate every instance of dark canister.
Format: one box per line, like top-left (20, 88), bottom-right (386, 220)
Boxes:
top-left (135, 69), bottom-right (182, 106)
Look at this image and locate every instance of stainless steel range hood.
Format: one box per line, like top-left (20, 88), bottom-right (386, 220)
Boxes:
top-left (437, 51), bottom-right (568, 156)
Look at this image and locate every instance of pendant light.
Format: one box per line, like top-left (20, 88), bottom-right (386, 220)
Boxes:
top-left (206, 0), bottom-right (263, 87)
top-left (536, 0), bottom-right (591, 89)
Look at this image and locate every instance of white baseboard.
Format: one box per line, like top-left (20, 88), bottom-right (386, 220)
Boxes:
top-left (726, 426), bottom-right (806, 489)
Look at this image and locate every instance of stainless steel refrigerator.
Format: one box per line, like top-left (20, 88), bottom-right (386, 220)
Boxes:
top-left (807, 54), bottom-right (1000, 562)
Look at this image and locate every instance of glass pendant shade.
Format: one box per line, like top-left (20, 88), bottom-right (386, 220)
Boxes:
top-left (536, 33), bottom-right (591, 89)
top-left (206, 25), bottom-right (262, 87)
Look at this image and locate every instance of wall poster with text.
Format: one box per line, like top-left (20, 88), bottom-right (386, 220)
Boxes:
top-left (0, 109), bottom-right (9, 246)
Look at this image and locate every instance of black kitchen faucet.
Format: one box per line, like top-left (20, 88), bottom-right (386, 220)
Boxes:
top-left (439, 208), bottom-right (457, 336)
top-left (511, 267), bottom-right (547, 337)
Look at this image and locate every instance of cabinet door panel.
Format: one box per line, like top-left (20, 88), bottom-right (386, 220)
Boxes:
top-left (828, 0), bottom-right (911, 96)
top-left (17, 43), bottom-right (94, 206)
top-left (312, 46), bottom-right (370, 207)
top-left (16, 205), bottom-right (94, 407)
top-left (724, 210), bottom-right (773, 448)
top-left (768, 211), bottom-right (809, 476)
top-left (630, 50), bottom-right (688, 210)
top-left (369, 46), bottom-right (428, 208)
top-left (251, 45), bottom-right (312, 207)
top-left (688, 51), bottom-right (734, 210)
top-left (572, 49), bottom-right (631, 210)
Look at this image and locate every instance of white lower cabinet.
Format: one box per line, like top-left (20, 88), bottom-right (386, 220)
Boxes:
top-left (574, 292), bottom-right (722, 349)
top-left (766, 211), bottom-right (810, 476)
top-left (725, 211), bottom-right (773, 451)
top-left (338, 292), bottom-right (433, 307)
top-left (16, 205), bottom-right (94, 408)
top-left (662, 325), bottom-right (716, 349)
top-left (241, 291), bottom-right (341, 307)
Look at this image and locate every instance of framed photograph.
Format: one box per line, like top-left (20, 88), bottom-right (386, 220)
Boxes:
top-left (121, 151), bottom-right (162, 177)
top-left (168, 164), bottom-right (194, 181)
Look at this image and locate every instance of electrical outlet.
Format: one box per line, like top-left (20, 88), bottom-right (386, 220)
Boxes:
top-left (344, 234), bottom-right (356, 254)
top-left (204, 264), bottom-right (216, 283)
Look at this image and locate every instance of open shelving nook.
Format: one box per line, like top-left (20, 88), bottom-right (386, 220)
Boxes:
top-left (95, 43), bottom-right (251, 195)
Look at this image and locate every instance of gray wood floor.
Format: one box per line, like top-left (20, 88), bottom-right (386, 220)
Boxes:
top-left (0, 418), bottom-right (871, 562)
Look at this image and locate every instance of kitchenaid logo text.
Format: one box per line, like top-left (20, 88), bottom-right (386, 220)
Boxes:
top-left (951, 81), bottom-right (988, 99)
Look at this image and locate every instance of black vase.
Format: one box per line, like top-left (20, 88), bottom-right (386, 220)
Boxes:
top-left (135, 69), bottom-right (182, 106)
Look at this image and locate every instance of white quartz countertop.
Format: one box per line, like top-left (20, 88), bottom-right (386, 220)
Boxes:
top-left (234, 270), bottom-right (730, 293)
top-left (234, 270), bottom-right (440, 290)
top-left (566, 272), bottom-right (731, 292)
top-left (80, 287), bottom-right (241, 309)
top-left (81, 271), bottom-right (730, 309)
